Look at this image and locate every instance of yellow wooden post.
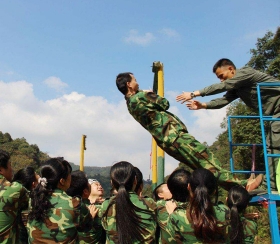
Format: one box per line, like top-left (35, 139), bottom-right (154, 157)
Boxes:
top-left (156, 63), bottom-right (165, 185)
top-left (151, 61), bottom-right (165, 188)
top-left (80, 135), bottom-right (87, 171)
top-left (151, 138), bottom-right (157, 190)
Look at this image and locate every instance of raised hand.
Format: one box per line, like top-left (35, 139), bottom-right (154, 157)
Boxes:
top-left (176, 92), bottom-right (192, 104)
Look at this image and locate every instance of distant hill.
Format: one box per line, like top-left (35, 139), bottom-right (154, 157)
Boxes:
top-left (0, 131), bottom-right (152, 198)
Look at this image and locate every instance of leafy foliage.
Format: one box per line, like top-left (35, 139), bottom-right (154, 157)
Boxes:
top-left (247, 27), bottom-right (280, 79)
top-left (209, 27), bottom-right (279, 243)
top-left (0, 131), bottom-right (49, 172)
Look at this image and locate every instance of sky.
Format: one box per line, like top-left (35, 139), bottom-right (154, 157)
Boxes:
top-left (0, 1), bottom-right (279, 180)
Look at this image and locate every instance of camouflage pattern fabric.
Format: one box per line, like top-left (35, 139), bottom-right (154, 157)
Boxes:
top-left (99, 191), bottom-right (157, 243)
top-left (166, 203), bottom-right (230, 243)
top-left (240, 216), bottom-right (257, 244)
top-left (199, 67), bottom-right (280, 190)
top-left (0, 175), bottom-right (29, 244)
top-left (77, 199), bottom-right (104, 244)
top-left (126, 91), bottom-right (247, 189)
top-left (156, 200), bottom-right (185, 244)
top-left (18, 208), bottom-right (29, 244)
top-left (27, 188), bottom-right (92, 244)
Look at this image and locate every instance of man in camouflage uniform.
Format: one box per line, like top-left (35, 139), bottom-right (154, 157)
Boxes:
top-left (177, 58), bottom-right (280, 191)
top-left (116, 72), bottom-right (262, 190)
top-left (0, 149), bottom-right (29, 244)
top-left (66, 170), bottom-right (105, 244)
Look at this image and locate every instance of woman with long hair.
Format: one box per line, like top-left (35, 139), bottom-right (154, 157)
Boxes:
top-left (227, 185), bottom-right (257, 244)
top-left (100, 161), bottom-right (157, 244)
top-left (27, 158), bottom-right (96, 243)
top-left (166, 168), bottom-right (230, 243)
top-left (13, 166), bottom-right (39, 191)
top-left (12, 166), bottom-right (40, 244)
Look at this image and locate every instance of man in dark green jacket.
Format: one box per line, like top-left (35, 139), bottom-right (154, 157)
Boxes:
top-left (176, 58), bottom-right (280, 191)
top-left (116, 72), bottom-right (262, 191)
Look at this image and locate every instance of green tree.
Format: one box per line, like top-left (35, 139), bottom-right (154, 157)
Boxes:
top-left (247, 26), bottom-right (280, 79)
top-left (209, 27), bottom-right (279, 244)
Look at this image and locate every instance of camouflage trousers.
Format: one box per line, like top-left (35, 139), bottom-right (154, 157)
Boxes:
top-left (156, 132), bottom-right (247, 190)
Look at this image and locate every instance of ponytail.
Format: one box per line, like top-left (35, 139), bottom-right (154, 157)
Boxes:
top-left (227, 185), bottom-right (251, 244)
top-left (103, 161), bottom-right (150, 244)
top-left (189, 168), bottom-right (222, 243)
top-left (28, 158), bottom-right (72, 223)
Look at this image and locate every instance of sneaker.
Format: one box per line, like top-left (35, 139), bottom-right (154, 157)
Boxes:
top-left (246, 174), bottom-right (264, 192)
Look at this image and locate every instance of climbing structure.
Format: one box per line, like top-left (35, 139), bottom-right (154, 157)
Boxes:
top-left (228, 82), bottom-right (280, 243)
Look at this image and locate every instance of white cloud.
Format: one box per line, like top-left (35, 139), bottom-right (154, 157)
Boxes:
top-left (0, 80), bottom-right (226, 180)
top-left (159, 28), bottom-right (180, 39)
top-left (43, 76), bottom-right (68, 93)
top-left (187, 107), bottom-right (227, 145)
top-left (124, 29), bottom-right (156, 46)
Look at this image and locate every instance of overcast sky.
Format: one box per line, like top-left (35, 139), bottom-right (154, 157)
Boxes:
top-left (0, 1), bottom-right (279, 180)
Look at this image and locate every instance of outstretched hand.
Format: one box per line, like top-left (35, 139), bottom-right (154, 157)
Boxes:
top-left (88, 204), bottom-right (99, 219)
top-left (186, 100), bottom-right (204, 110)
top-left (176, 92), bottom-right (192, 104)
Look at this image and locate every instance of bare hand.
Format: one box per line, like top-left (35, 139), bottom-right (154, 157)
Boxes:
top-left (186, 100), bottom-right (203, 110)
top-left (244, 212), bottom-right (260, 219)
top-left (88, 204), bottom-right (99, 218)
top-left (176, 92), bottom-right (192, 104)
top-left (166, 200), bottom-right (177, 214)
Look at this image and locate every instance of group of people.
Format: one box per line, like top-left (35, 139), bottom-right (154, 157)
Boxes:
top-left (0, 58), bottom-right (278, 243)
top-left (0, 149), bottom-right (257, 243)
top-left (116, 58), bottom-right (280, 192)
top-left (0, 150), bottom-right (105, 244)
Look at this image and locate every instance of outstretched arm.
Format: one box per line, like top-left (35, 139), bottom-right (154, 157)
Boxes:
top-left (186, 100), bottom-right (207, 110)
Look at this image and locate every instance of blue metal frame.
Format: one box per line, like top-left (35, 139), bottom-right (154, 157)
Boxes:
top-left (227, 82), bottom-right (280, 243)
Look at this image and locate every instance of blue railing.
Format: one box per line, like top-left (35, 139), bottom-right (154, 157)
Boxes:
top-left (227, 82), bottom-right (280, 244)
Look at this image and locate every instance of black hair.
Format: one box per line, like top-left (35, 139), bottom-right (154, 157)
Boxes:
top-left (0, 149), bottom-right (10, 169)
top-left (116, 72), bottom-right (133, 95)
top-left (167, 169), bottom-right (191, 202)
top-left (103, 161), bottom-right (150, 244)
top-left (28, 158), bottom-right (72, 223)
top-left (134, 167), bottom-right (143, 195)
top-left (227, 185), bottom-right (251, 244)
top-left (213, 58), bottom-right (236, 73)
top-left (12, 166), bottom-right (36, 191)
top-left (189, 168), bottom-right (221, 242)
top-left (66, 170), bottom-right (89, 197)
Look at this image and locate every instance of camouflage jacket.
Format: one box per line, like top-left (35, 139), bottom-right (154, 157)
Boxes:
top-left (77, 199), bottom-right (105, 244)
top-left (166, 202), bottom-right (230, 244)
top-left (241, 216), bottom-right (257, 244)
top-left (99, 191), bottom-right (157, 243)
top-left (157, 200), bottom-right (186, 244)
top-left (126, 91), bottom-right (188, 147)
top-left (27, 188), bottom-right (92, 244)
top-left (0, 175), bottom-right (29, 244)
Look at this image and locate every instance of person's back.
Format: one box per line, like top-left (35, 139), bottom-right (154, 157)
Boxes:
top-left (12, 166), bottom-right (39, 244)
top-left (167, 202), bottom-right (229, 243)
top-left (99, 161), bottom-right (157, 244)
top-left (0, 149), bottom-right (28, 244)
top-left (27, 158), bottom-right (93, 244)
top-left (227, 185), bottom-right (257, 244)
top-left (166, 168), bottom-right (230, 244)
